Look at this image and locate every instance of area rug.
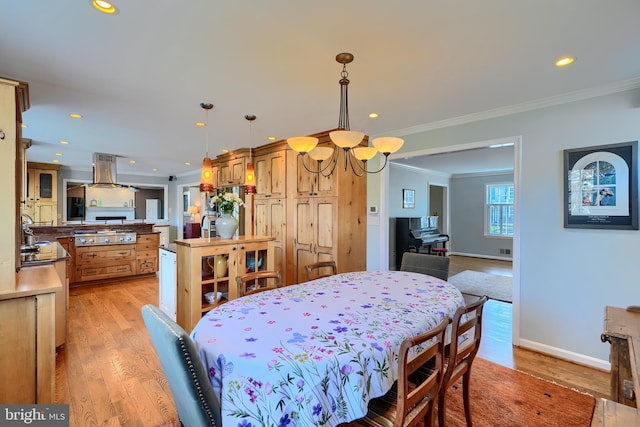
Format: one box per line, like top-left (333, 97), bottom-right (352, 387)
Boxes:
top-left (440, 357), bottom-right (596, 426)
top-left (157, 358), bottom-right (596, 427)
top-left (448, 270), bottom-right (512, 303)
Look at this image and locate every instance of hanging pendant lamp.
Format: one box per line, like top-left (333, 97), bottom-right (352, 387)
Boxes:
top-left (244, 114), bottom-right (257, 194)
top-left (199, 102), bottom-right (215, 193)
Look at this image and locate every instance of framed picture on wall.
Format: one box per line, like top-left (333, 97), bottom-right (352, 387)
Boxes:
top-left (183, 191), bottom-right (191, 216)
top-left (563, 140), bottom-right (638, 229)
top-left (403, 189), bottom-right (415, 209)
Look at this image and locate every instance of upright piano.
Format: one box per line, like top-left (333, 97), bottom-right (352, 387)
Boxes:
top-left (394, 217), bottom-right (449, 268)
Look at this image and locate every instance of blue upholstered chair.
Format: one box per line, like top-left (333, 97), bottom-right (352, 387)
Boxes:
top-left (141, 304), bottom-right (221, 427)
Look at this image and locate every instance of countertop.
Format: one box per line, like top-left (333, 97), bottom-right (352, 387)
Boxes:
top-left (21, 241), bottom-right (70, 267)
top-left (175, 235), bottom-right (275, 248)
top-left (0, 264), bottom-right (63, 301)
top-left (160, 243), bottom-right (177, 253)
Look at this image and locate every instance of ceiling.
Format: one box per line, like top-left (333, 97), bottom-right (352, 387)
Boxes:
top-left (1, 1), bottom-right (639, 178)
top-left (392, 145), bottom-right (514, 176)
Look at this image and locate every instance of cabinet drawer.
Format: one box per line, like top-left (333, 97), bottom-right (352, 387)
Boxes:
top-left (77, 262), bottom-right (135, 281)
top-left (136, 234), bottom-right (159, 251)
top-left (76, 246), bottom-right (135, 263)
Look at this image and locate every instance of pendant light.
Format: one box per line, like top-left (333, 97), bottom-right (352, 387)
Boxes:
top-left (199, 102), bottom-right (215, 193)
top-left (244, 114), bottom-right (257, 194)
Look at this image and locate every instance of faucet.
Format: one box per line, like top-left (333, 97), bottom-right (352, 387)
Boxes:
top-left (21, 213), bottom-right (34, 225)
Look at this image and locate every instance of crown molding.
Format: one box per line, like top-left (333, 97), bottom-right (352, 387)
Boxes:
top-left (390, 77), bottom-right (640, 136)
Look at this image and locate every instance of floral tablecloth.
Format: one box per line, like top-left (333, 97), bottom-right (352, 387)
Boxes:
top-left (191, 270), bottom-right (465, 427)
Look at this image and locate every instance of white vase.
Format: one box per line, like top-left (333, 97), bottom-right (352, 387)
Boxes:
top-left (216, 212), bottom-right (238, 238)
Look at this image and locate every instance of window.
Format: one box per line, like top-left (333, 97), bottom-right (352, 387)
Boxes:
top-left (486, 183), bottom-right (514, 237)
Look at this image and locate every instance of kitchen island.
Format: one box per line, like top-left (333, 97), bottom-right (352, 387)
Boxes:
top-left (176, 235), bottom-right (275, 332)
top-left (28, 223), bottom-right (160, 286)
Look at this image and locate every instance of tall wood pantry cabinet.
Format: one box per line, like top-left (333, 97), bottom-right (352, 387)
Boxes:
top-left (234, 129), bottom-right (368, 286)
top-left (253, 144), bottom-right (288, 283)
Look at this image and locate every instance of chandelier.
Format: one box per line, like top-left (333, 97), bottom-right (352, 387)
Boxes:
top-left (199, 102), bottom-right (215, 193)
top-left (287, 52), bottom-right (404, 177)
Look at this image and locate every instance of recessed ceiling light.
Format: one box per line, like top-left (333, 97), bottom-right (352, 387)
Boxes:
top-left (55, 152), bottom-right (63, 156)
top-left (129, 160), bottom-right (136, 164)
top-left (555, 56), bottom-right (575, 67)
top-left (52, 159), bottom-right (60, 163)
top-left (195, 122), bottom-right (206, 127)
top-left (21, 124), bottom-right (27, 128)
top-left (185, 162), bottom-right (191, 166)
top-left (152, 168), bottom-right (158, 172)
top-left (92, 0), bottom-right (119, 14)
top-left (69, 113), bottom-right (82, 119)
top-left (268, 136), bottom-right (277, 141)
top-left (60, 140), bottom-right (69, 145)
top-left (222, 149), bottom-right (229, 153)
top-left (368, 113), bottom-right (379, 119)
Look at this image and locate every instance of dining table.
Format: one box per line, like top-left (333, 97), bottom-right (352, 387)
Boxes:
top-left (191, 269), bottom-right (465, 427)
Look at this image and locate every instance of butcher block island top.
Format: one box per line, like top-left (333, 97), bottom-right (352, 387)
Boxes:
top-left (175, 234), bottom-right (275, 247)
top-left (175, 235), bottom-right (275, 332)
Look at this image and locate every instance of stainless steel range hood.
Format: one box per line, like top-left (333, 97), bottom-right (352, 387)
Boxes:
top-left (91, 153), bottom-right (121, 188)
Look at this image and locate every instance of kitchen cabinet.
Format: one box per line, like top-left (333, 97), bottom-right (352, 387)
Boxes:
top-left (255, 149), bottom-right (286, 198)
top-left (253, 145), bottom-right (288, 283)
top-left (75, 244), bottom-right (136, 282)
top-left (217, 148), bottom-right (251, 186)
top-left (291, 149), bottom-right (337, 197)
top-left (57, 236), bottom-right (76, 284)
top-left (0, 77), bottom-right (28, 292)
top-left (291, 197), bottom-right (338, 283)
top-left (25, 162), bottom-right (60, 226)
top-left (284, 130), bottom-right (367, 285)
top-left (135, 232), bottom-right (159, 274)
top-left (159, 247), bottom-right (177, 320)
top-left (0, 265), bottom-right (60, 403)
top-left (254, 197), bottom-right (287, 284)
top-left (176, 236), bottom-right (274, 332)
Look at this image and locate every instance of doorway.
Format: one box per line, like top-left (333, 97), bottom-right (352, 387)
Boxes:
top-left (382, 135), bottom-right (521, 346)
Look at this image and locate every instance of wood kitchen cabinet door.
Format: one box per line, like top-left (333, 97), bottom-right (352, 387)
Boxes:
top-left (255, 197), bottom-right (287, 284)
top-left (291, 197), bottom-right (337, 284)
top-left (255, 150), bottom-right (286, 198)
top-left (292, 152), bottom-right (336, 197)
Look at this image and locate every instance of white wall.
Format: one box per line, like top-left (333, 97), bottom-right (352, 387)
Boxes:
top-left (369, 87), bottom-right (640, 368)
top-left (450, 173), bottom-right (514, 259)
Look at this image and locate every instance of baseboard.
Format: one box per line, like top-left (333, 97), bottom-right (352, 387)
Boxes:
top-left (450, 251), bottom-right (513, 262)
top-left (518, 338), bottom-right (610, 371)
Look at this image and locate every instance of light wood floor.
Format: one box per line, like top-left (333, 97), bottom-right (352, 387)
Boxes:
top-left (56, 257), bottom-right (610, 426)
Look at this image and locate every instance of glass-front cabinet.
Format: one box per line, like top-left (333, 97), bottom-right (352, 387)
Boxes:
top-left (176, 236), bottom-right (275, 332)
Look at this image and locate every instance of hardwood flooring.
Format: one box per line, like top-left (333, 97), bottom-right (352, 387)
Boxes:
top-left (56, 257), bottom-right (610, 426)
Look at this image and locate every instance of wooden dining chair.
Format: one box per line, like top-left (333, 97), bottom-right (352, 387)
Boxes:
top-left (359, 316), bottom-right (449, 427)
top-left (236, 270), bottom-right (281, 297)
top-left (304, 260), bottom-right (337, 281)
top-left (438, 295), bottom-right (488, 427)
top-left (141, 304), bottom-right (221, 427)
